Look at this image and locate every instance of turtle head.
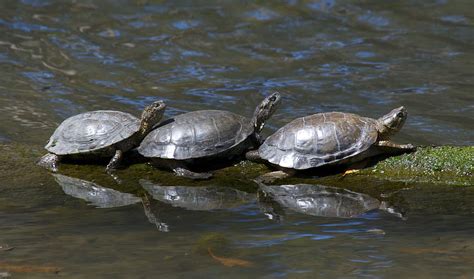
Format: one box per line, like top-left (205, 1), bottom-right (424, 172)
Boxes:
top-left (377, 106), bottom-right (407, 139)
top-left (139, 100), bottom-right (166, 135)
top-left (251, 92), bottom-right (281, 133)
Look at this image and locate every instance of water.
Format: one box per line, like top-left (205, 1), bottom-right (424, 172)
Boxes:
top-left (0, 0), bottom-right (473, 278)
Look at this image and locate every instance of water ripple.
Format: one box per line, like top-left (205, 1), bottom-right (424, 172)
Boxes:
top-left (0, 18), bottom-right (63, 33)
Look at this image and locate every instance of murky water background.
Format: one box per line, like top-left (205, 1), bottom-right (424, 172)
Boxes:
top-left (1, 0), bottom-right (473, 278)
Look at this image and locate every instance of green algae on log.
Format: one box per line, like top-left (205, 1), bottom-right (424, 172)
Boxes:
top-left (359, 146), bottom-right (473, 186)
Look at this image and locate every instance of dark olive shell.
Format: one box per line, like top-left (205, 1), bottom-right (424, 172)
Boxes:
top-left (45, 111), bottom-right (139, 155)
top-left (138, 110), bottom-right (253, 160)
top-left (259, 112), bottom-right (378, 169)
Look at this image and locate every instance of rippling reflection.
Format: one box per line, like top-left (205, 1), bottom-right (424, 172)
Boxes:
top-left (140, 179), bottom-right (255, 211)
top-left (53, 173), bottom-right (170, 231)
top-left (53, 173), bottom-right (140, 208)
top-left (258, 183), bottom-right (404, 220)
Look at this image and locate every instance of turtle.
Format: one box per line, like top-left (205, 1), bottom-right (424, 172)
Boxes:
top-left (246, 106), bottom-right (415, 182)
top-left (137, 92), bottom-right (281, 179)
top-left (37, 100), bottom-right (166, 173)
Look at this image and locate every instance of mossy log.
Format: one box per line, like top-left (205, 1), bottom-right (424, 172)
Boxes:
top-left (1, 144), bottom-right (473, 190)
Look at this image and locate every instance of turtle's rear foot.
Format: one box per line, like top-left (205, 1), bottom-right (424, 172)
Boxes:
top-left (173, 167), bottom-right (212, 180)
top-left (37, 153), bottom-right (60, 172)
top-left (376, 141), bottom-right (416, 152)
top-left (255, 170), bottom-right (294, 184)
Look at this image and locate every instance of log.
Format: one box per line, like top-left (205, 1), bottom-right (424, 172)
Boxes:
top-left (1, 144), bottom-right (472, 189)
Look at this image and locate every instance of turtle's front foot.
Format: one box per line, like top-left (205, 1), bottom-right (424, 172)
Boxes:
top-left (106, 150), bottom-right (123, 172)
top-left (37, 153), bottom-right (60, 172)
top-left (173, 168), bottom-right (212, 180)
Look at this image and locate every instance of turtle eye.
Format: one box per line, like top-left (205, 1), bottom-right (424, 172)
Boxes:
top-left (397, 112), bottom-right (404, 118)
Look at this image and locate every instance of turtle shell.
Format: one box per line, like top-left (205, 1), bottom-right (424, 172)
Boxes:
top-left (138, 110), bottom-right (253, 160)
top-left (259, 112), bottom-right (378, 169)
top-left (45, 111), bottom-right (140, 155)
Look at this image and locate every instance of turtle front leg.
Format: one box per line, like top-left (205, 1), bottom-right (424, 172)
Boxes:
top-left (376, 141), bottom-right (416, 153)
top-left (106, 149), bottom-right (123, 172)
top-left (37, 153), bottom-right (61, 172)
top-left (141, 193), bottom-right (169, 232)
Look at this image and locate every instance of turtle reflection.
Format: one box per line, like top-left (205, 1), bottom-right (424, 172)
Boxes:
top-left (140, 179), bottom-right (255, 211)
top-left (52, 174), bottom-right (169, 231)
top-left (257, 183), bottom-right (403, 219)
top-left (53, 173), bottom-right (141, 208)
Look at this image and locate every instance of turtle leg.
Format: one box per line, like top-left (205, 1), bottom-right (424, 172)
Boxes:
top-left (37, 153), bottom-right (61, 172)
top-left (376, 141), bottom-right (416, 153)
top-left (245, 150), bottom-right (261, 161)
top-left (152, 159), bottom-right (212, 180)
top-left (256, 190), bottom-right (285, 222)
top-left (163, 160), bottom-right (212, 180)
top-left (255, 169), bottom-right (296, 184)
top-left (106, 149), bottom-right (123, 172)
top-left (173, 167), bottom-right (213, 180)
top-left (245, 150), bottom-right (268, 164)
top-left (341, 160), bottom-right (370, 177)
top-left (141, 193), bottom-right (169, 232)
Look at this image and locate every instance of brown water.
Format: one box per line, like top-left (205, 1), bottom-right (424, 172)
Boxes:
top-left (0, 0), bottom-right (473, 278)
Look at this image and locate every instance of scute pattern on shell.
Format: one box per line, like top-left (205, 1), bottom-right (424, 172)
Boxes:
top-left (259, 112), bottom-right (378, 169)
top-left (45, 111), bottom-right (140, 155)
top-left (138, 110), bottom-right (253, 160)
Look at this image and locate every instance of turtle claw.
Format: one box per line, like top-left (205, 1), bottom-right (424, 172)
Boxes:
top-left (342, 169), bottom-right (360, 177)
top-left (404, 143), bottom-right (416, 151)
